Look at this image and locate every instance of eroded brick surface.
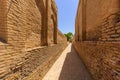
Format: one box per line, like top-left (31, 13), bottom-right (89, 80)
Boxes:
top-left (73, 42), bottom-right (120, 80)
top-left (74, 0), bottom-right (120, 80)
top-left (0, 0), bottom-right (67, 79)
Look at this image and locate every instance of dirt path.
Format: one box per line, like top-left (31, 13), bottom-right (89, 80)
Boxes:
top-left (42, 44), bottom-right (92, 80)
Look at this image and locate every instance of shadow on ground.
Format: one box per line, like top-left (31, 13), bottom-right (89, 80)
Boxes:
top-left (59, 45), bottom-right (93, 80)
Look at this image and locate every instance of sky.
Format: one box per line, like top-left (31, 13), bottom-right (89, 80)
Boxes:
top-left (56, 0), bottom-right (79, 34)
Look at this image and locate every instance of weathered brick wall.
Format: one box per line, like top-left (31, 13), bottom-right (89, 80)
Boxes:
top-left (47, 0), bottom-right (58, 45)
top-left (7, 0), bottom-right (26, 50)
top-left (7, 0), bottom-right (44, 49)
top-left (76, 0), bottom-right (120, 41)
top-left (47, 6), bottom-right (55, 44)
top-left (100, 13), bottom-right (120, 41)
top-left (7, 0), bottom-right (59, 49)
top-left (0, 0), bottom-right (67, 79)
top-left (21, 43), bottom-right (68, 80)
top-left (25, 0), bottom-right (43, 49)
top-left (75, 0), bottom-right (83, 41)
top-left (0, 42), bottom-right (24, 79)
top-left (57, 30), bottom-right (67, 43)
top-left (0, 1), bottom-right (26, 79)
top-left (73, 42), bottom-right (120, 80)
top-left (86, 0), bottom-right (120, 41)
top-left (4, 43), bottom-right (68, 80)
top-left (74, 0), bottom-right (120, 80)
top-left (0, 43), bottom-right (68, 80)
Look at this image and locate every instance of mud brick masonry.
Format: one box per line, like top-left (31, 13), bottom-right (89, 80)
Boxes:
top-left (73, 0), bottom-right (120, 80)
top-left (1, 0), bottom-right (120, 80)
top-left (0, 0), bottom-right (67, 79)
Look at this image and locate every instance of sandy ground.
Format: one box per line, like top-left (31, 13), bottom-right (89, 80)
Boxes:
top-left (42, 44), bottom-right (93, 80)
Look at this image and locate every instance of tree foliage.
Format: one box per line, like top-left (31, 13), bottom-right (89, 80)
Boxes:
top-left (64, 32), bottom-right (73, 42)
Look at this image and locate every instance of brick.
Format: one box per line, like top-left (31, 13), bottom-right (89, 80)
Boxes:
top-left (0, 0), bottom-right (67, 79)
top-left (75, 0), bottom-right (120, 80)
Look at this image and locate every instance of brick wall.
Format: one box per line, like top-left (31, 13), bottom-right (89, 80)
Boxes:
top-left (57, 30), bottom-right (67, 43)
top-left (74, 0), bottom-right (120, 80)
top-left (7, 0), bottom-right (59, 49)
top-left (4, 43), bottom-right (68, 80)
top-left (0, 0), bottom-right (67, 79)
top-left (22, 43), bottom-right (68, 80)
top-left (100, 13), bottom-right (120, 41)
top-left (75, 0), bottom-right (120, 41)
top-left (7, 0), bottom-right (45, 49)
top-left (47, 0), bottom-right (58, 45)
top-left (25, 0), bottom-right (43, 48)
top-left (73, 42), bottom-right (120, 80)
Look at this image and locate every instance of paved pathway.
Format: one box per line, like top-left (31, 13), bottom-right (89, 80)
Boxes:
top-left (42, 44), bottom-right (93, 80)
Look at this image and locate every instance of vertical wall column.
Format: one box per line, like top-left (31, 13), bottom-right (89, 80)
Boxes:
top-left (55, 13), bottom-right (58, 44)
top-left (52, 1), bottom-right (58, 44)
top-left (52, 0), bottom-right (58, 44)
top-left (46, 0), bottom-right (55, 45)
top-left (35, 0), bottom-right (48, 46)
top-left (75, 0), bottom-right (81, 41)
top-left (0, 0), bottom-right (7, 43)
top-left (82, 0), bottom-right (87, 41)
top-left (46, 0), bottom-right (58, 45)
top-left (42, 2), bottom-right (48, 46)
top-left (45, 0), bottom-right (49, 45)
top-left (53, 13), bottom-right (58, 44)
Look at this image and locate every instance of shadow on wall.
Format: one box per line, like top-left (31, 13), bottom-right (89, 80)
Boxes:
top-left (58, 45), bottom-right (93, 80)
top-left (0, 37), bottom-right (7, 43)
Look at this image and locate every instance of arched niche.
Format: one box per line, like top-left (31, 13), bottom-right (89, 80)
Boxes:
top-left (35, 0), bottom-right (48, 46)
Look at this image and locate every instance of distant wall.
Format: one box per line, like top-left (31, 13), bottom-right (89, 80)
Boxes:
top-left (57, 30), bottom-right (67, 43)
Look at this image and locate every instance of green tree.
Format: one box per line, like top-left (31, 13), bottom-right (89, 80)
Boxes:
top-left (64, 32), bottom-right (73, 42)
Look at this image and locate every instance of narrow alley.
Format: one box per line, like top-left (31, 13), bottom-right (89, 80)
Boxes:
top-left (0, 0), bottom-right (120, 80)
top-left (42, 44), bottom-right (92, 80)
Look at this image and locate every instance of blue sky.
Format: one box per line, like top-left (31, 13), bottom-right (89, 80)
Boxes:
top-left (56, 0), bottom-right (79, 34)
